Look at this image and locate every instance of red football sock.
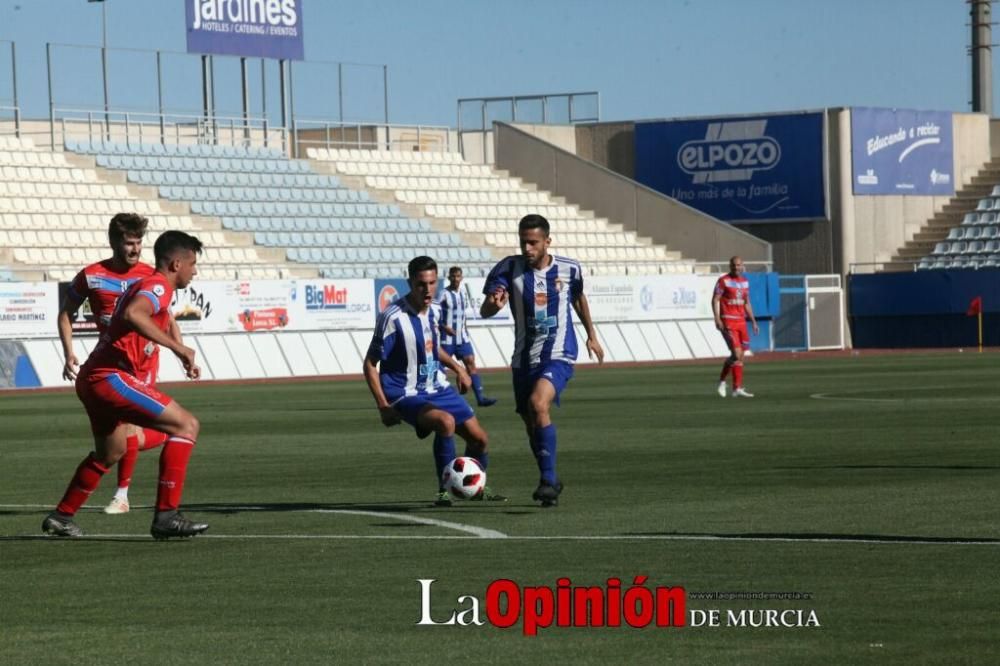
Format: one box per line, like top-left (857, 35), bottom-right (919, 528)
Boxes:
top-left (56, 454), bottom-right (109, 516)
top-left (156, 437), bottom-right (196, 512)
top-left (733, 363), bottom-right (744, 388)
top-left (140, 428), bottom-right (169, 451)
top-left (116, 436), bottom-right (140, 489)
top-left (719, 362), bottom-right (732, 382)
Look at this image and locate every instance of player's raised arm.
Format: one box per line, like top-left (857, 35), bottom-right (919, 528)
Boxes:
top-left (480, 287), bottom-right (508, 318)
top-left (571, 293), bottom-right (604, 364)
top-left (481, 259), bottom-right (510, 318)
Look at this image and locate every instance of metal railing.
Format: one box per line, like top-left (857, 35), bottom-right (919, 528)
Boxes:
top-left (693, 260), bottom-right (774, 274)
top-left (457, 91), bottom-right (600, 161)
top-left (293, 118), bottom-right (454, 155)
top-left (848, 261), bottom-right (919, 274)
top-left (54, 108), bottom-right (288, 153)
top-left (0, 104), bottom-right (20, 137)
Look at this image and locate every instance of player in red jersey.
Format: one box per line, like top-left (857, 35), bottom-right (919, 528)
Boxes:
top-left (43, 230), bottom-right (209, 539)
top-left (57, 213), bottom-right (182, 515)
top-left (713, 256), bottom-right (759, 398)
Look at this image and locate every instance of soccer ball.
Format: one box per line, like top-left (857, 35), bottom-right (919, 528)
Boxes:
top-left (441, 457), bottom-right (486, 500)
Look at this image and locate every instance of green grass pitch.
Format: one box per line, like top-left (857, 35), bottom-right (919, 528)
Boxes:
top-left (1, 353), bottom-right (997, 663)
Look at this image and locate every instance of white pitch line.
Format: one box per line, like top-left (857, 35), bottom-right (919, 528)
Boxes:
top-left (5, 506), bottom-right (995, 546)
top-left (810, 392), bottom-right (903, 403)
top-left (0, 504), bottom-right (506, 539)
top-left (317, 509), bottom-right (506, 539)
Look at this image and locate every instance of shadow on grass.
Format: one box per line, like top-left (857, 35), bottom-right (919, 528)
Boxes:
top-left (774, 464), bottom-right (1000, 471)
top-left (624, 531), bottom-right (1000, 544)
top-left (0, 535), bottom-right (147, 542)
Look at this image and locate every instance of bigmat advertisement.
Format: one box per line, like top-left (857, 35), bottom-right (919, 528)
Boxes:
top-left (634, 112), bottom-right (826, 222)
top-left (170, 278), bottom-right (373, 334)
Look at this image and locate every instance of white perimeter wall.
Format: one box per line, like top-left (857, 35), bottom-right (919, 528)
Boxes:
top-left (22, 320), bottom-right (731, 388)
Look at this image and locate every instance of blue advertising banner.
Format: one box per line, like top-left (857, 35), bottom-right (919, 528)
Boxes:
top-left (634, 112), bottom-right (825, 222)
top-left (850, 107), bottom-right (954, 195)
top-left (186, 0), bottom-right (305, 60)
top-left (373, 279), bottom-right (409, 314)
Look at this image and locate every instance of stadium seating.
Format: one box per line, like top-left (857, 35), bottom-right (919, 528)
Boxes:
top-left (67, 140), bottom-right (494, 278)
top-left (307, 147), bottom-right (694, 276)
top-left (915, 190), bottom-right (1000, 270)
top-left (0, 137), bottom-right (303, 280)
top-left (2, 136), bottom-right (693, 281)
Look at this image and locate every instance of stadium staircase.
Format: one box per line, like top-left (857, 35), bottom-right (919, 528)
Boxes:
top-left (306, 147), bottom-right (694, 276)
top-left (890, 155), bottom-right (1000, 271)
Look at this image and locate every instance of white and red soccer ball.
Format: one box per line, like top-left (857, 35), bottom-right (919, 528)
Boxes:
top-left (441, 457), bottom-right (486, 500)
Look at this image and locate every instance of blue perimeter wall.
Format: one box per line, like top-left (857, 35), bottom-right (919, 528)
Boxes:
top-left (849, 271), bottom-right (1000, 348)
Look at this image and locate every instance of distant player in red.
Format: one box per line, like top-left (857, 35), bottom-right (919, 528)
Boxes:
top-left (44, 230), bottom-right (208, 539)
top-left (57, 213), bottom-right (181, 515)
top-left (713, 256), bottom-right (759, 398)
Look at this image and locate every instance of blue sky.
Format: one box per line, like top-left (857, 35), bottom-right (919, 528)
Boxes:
top-left (0, 0), bottom-right (985, 127)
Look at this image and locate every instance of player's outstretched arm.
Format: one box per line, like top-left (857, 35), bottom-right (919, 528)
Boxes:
top-left (362, 355), bottom-right (400, 426)
top-left (480, 287), bottom-right (508, 318)
top-left (572, 293), bottom-right (604, 364)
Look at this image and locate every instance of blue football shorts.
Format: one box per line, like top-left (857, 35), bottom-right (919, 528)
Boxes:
top-left (391, 385), bottom-right (475, 439)
top-left (511, 360), bottom-right (574, 414)
top-left (441, 341), bottom-right (475, 360)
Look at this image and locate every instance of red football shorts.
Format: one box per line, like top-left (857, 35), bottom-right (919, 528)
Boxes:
top-left (76, 371), bottom-right (172, 437)
top-left (721, 320), bottom-right (749, 353)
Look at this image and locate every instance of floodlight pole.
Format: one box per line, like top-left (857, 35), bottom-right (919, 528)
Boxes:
top-left (970, 0), bottom-right (993, 115)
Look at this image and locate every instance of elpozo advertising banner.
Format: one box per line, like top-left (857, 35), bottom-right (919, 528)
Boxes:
top-left (186, 0), bottom-right (305, 60)
top-left (0, 282), bottom-right (58, 339)
top-left (634, 112), bottom-right (826, 222)
top-left (171, 279), bottom-right (372, 334)
top-left (850, 107), bottom-right (954, 195)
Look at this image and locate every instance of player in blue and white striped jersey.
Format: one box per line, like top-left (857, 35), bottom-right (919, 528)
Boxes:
top-left (436, 266), bottom-right (497, 407)
top-left (363, 256), bottom-right (506, 506)
top-left (480, 214), bottom-right (604, 507)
